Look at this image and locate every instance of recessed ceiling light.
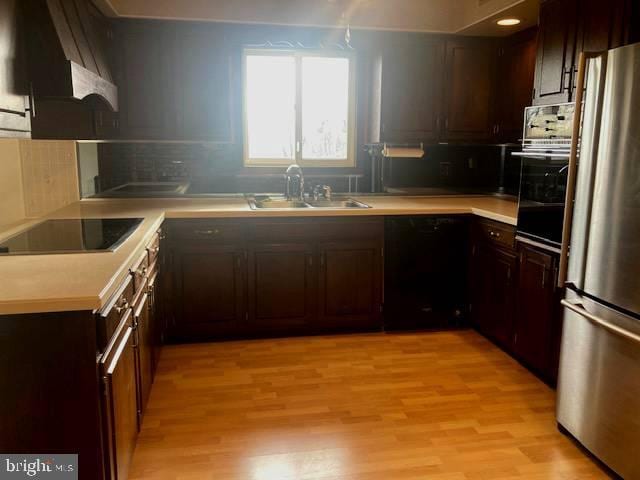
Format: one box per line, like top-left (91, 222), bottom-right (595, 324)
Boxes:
top-left (497, 18), bottom-right (521, 26)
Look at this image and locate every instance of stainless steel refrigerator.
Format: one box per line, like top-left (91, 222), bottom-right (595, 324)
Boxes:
top-left (556, 43), bottom-right (640, 479)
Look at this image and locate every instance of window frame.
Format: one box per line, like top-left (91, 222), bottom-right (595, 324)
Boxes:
top-left (242, 48), bottom-right (357, 168)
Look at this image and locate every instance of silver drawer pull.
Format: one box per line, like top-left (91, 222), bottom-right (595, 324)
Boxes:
top-left (114, 299), bottom-right (129, 314)
top-left (562, 300), bottom-right (640, 345)
top-left (194, 229), bottom-right (220, 236)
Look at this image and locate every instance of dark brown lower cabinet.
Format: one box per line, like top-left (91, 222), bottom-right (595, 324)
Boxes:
top-left (318, 241), bottom-right (382, 331)
top-left (248, 243), bottom-right (316, 333)
top-left (100, 315), bottom-right (138, 480)
top-left (170, 242), bottom-right (247, 339)
top-left (147, 269), bottom-right (162, 375)
top-left (470, 240), bottom-right (517, 349)
top-left (166, 218), bottom-right (384, 340)
top-left (470, 218), bottom-right (564, 385)
top-left (514, 243), bottom-right (563, 382)
top-left (133, 291), bottom-right (152, 426)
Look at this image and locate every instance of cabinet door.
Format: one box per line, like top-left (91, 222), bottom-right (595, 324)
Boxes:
top-left (533, 0), bottom-right (579, 105)
top-left (514, 244), bottom-right (558, 376)
top-left (94, 109), bottom-right (119, 139)
top-left (116, 22), bottom-right (171, 139)
top-left (248, 243), bottom-right (315, 332)
top-left (173, 24), bottom-right (233, 142)
top-left (133, 292), bottom-right (152, 426)
top-left (578, 0), bottom-right (631, 53)
top-left (380, 34), bottom-right (444, 142)
top-left (102, 323), bottom-right (138, 480)
top-left (443, 39), bottom-right (495, 140)
top-left (496, 28), bottom-right (537, 142)
top-left (147, 270), bottom-right (162, 376)
top-left (0, 0), bottom-right (31, 137)
top-left (171, 242), bottom-right (246, 339)
top-left (317, 241), bottom-right (382, 331)
top-left (471, 242), bottom-right (517, 349)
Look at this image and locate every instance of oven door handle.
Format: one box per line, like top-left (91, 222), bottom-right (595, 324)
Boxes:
top-left (511, 152), bottom-right (570, 159)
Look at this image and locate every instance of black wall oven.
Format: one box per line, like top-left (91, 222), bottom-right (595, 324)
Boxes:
top-left (512, 104), bottom-right (574, 251)
top-left (517, 156), bottom-right (569, 248)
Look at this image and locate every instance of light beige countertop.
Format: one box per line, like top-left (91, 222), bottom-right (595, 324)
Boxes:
top-left (0, 196), bottom-right (517, 315)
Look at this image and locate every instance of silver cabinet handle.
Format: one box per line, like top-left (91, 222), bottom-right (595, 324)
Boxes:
top-left (106, 327), bottom-right (133, 375)
top-left (562, 300), bottom-right (640, 345)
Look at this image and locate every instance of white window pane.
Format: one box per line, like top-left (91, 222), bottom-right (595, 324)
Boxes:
top-left (246, 55), bottom-right (296, 160)
top-left (301, 57), bottom-right (350, 160)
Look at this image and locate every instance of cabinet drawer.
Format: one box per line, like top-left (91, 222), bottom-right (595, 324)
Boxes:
top-left (168, 220), bottom-right (244, 243)
top-left (98, 275), bottom-right (134, 352)
top-left (249, 218), bottom-right (384, 243)
top-left (475, 219), bottom-right (516, 249)
top-left (130, 250), bottom-right (149, 296)
top-left (146, 229), bottom-right (161, 265)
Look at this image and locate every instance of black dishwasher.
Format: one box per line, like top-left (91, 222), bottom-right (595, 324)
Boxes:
top-left (384, 216), bottom-right (469, 330)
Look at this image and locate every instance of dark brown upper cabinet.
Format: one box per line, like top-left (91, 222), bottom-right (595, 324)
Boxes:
top-left (116, 21), bottom-right (171, 140)
top-left (533, 0), bottom-right (579, 105)
top-left (115, 20), bottom-right (234, 142)
top-left (172, 23), bottom-right (233, 142)
top-left (533, 0), bottom-right (636, 106)
top-left (443, 38), bottom-right (496, 141)
top-left (377, 34), bottom-right (444, 143)
top-left (374, 34), bottom-right (498, 144)
top-left (0, 0), bottom-right (32, 137)
top-left (496, 28), bottom-right (538, 142)
top-left (577, 0), bottom-right (632, 53)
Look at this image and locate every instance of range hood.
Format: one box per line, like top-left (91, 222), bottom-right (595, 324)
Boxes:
top-left (26, 0), bottom-right (118, 111)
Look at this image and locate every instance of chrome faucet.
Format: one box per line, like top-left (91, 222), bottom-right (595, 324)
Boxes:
top-left (285, 164), bottom-right (305, 201)
top-left (312, 185), bottom-right (332, 201)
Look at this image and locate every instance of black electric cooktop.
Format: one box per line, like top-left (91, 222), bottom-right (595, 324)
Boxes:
top-left (0, 218), bottom-right (143, 255)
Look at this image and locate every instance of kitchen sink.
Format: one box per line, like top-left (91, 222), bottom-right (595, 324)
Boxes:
top-left (247, 195), bottom-right (370, 210)
top-left (306, 199), bottom-right (370, 209)
top-left (249, 198), bottom-right (311, 209)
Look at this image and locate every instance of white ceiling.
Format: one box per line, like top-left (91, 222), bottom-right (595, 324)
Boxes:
top-left (95, 0), bottom-right (539, 36)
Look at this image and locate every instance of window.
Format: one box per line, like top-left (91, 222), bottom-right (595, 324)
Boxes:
top-left (243, 49), bottom-right (356, 167)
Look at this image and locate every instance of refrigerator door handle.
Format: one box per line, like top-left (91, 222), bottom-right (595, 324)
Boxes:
top-left (562, 299), bottom-right (640, 345)
top-left (558, 51), bottom-right (608, 288)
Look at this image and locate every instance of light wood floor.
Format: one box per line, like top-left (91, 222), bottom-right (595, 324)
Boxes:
top-left (130, 331), bottom-right (608, 479)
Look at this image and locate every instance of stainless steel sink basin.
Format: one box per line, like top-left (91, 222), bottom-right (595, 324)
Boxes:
top-left (249, 198), bottom-right (311, 209)
top-left (247, 195), bottom-right (370, 210)
top-left (306, 199), bottom-right (370, 209)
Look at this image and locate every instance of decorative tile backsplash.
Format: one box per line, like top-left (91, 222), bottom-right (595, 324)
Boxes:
top-left (96, 143), bottom-right (236, 191)
top-left (0, 139), bottom-right (79, 227)
top-left (19, 140), bottom-right (79, 217)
